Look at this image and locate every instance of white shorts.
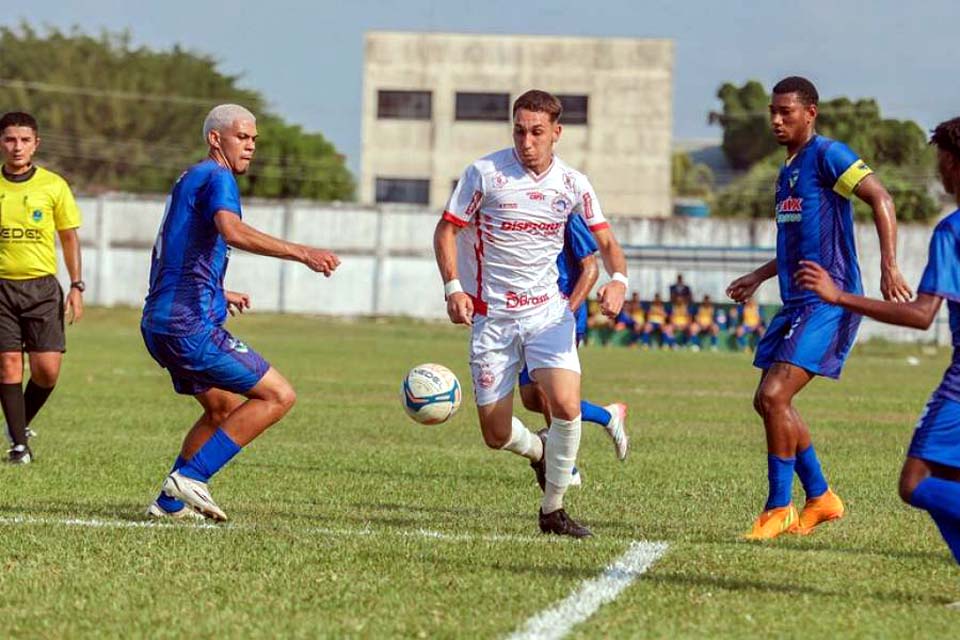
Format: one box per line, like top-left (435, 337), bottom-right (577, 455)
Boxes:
top-left (469, 297), bottom-right (581, 406)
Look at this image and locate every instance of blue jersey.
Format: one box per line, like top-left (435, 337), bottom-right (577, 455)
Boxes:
top-left (141, 160), bottom-right (242, 336)
top-left (775, 135), bottom-right (872, 306)
top-left (557, 213), bottom-right (599, 334)
top-left (918, 209), bottom-right (960, 402)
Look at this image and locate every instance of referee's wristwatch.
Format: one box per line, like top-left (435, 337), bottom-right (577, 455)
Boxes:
top-left (70, 280), bottom-right (86, 293)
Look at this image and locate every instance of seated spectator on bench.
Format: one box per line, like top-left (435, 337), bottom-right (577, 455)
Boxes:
top-left (691, 294), bottom-right (721, 351)
top-left (587, 299), bottom-right (613, 345)
top-left (735, 298), bottom-right (766, 352)
top-left (670, 273), bottom-right (692, 306)
top-left (641, 293), bottom-right (674, 349)
top-left (669, 298), bottom-right (694, 349)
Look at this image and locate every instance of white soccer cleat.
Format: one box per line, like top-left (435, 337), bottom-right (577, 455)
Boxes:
top-left (145, 500), bottom-right (206, 522)
top-left (604, 403), bottom-right (630, 462)
top-left (161, 471), bottom-right (228, 522)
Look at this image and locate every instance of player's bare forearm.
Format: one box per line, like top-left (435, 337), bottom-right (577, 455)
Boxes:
top-left (837, 291), bottom-right (940, 329)
top-left (754, 259), bottom-right (778, 281)
top-left (593, 228), bottom-right (626, 276)
top-left (568, 256), bottom-right (599, 312)
top-left (216, 212), bottom-right (305, 261)
top-left (796, 260), bottom-right (938, 328)
top-left (433, 219), bottom-right (460, 283)
top-left (856, 175), bottom-right (912, 301)
top-left (57, 228), bottom-right (82, 283)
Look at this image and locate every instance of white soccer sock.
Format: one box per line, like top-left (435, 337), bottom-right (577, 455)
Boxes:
top-left (541, 415), bottom-right (582, 514)
top-left (500, 416), bottom-right (543, 462)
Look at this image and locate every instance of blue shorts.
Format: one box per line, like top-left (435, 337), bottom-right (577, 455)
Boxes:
top-left (908, 394), bottom-right (960, 468)
top-left (141, 325), bottom-right (270, 396)
top-left (519, 332), bottom-right (584, 386)
top-left (754, 303), bottom-right (860, 379)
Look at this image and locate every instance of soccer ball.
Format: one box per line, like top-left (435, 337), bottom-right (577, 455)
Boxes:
top-left (401, 363), bottom-right (462, 425)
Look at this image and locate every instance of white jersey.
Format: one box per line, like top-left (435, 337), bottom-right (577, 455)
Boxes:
top-left (442, 148), bottom-right (609, 319)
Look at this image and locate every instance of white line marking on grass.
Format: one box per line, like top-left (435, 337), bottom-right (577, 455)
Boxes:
top-left (506, 540), bottom-right (669, 640)
top-left (0, 515), bottom-right (628, 546)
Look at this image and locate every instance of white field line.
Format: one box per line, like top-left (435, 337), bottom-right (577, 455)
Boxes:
top-left (0, 514), bottom-right (636, 546)
top-left (506, 541), bottom-right (669, 640)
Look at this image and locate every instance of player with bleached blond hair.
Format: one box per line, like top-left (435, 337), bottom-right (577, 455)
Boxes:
top-left (142, 104), bottom-right (341, 521)
top-left (434, 90), bottom-right (628, 538)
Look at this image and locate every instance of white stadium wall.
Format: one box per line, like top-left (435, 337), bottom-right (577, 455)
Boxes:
top-left (65, 193), bottom-right (947, 345)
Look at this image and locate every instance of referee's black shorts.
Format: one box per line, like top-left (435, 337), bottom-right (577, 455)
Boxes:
top-left (0, 276), bottom-right (65, 352)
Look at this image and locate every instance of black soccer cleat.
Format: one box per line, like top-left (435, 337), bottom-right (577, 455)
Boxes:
top-left (530, 429), bottom-right (548, 492)
top-left (539, 508), bottom-right (593, 539)
top-left (7, 444), bottom-right (33, 465)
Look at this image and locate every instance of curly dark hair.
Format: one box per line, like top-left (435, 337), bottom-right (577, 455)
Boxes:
top-left (931, 117), bottom-right (960, 162)
top-left (772, 76), bottom-right (819, 106)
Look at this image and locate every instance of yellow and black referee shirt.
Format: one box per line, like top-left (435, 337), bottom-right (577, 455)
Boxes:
top-left (0, 166), bottom-right (81, 279)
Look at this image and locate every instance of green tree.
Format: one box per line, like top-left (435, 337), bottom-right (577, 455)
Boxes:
top-left (0, 23), bottom-right (354, 200)
top-left (710, 81), bottom-right (937, 222)
top-left (671, 151), bottom-right (714, 198)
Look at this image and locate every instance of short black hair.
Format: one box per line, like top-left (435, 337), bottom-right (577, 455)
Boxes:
top-left (931, 117), bottom-right (960, 163)
top-left (772, 76), bottom-right (819, 106)
top-left (0, 112), bottom-right (38, 133)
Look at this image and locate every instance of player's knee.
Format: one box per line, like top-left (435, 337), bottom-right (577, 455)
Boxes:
top-left (275, 384), bottom-right (297, 413)
top-left (754, 386), bottom-right (785, 416)
top-left (898, 465), bottom-right (924, 504)
top-left (482, 429), bottom-right (509, 449)
top-left (30, 367), bottom-right (58, 388)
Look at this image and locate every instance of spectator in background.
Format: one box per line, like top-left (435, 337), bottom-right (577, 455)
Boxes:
top-left (641, 293), bottom-right (674, 349)
top-left (587, 299), bottom-right (613, 346)
top-left (736, 298), bottom-right (766, 352)
top-left (668, 296), bottom-right (694, 348)
top-left (669, 274), bottom-right (692, 305)
top-left (691, 295), bottom-right (721, 351)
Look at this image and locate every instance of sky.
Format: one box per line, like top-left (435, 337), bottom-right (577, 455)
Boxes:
top-left (4, 1), bottom-right (959, 174)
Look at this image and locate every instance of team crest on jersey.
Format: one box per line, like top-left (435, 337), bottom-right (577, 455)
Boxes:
top-left (788, 169), bottom-right (800, 190)
top-left (492, 172), bottom-right (508, 189)
top-left (563, 172), bottom-right (576, 191)
top-left (551, 194), bottom-right (572, 215)
top-left (31, 210), bottom-right (42, 222)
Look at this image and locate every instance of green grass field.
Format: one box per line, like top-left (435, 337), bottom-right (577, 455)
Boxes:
top-left (1, 308), bottom-right (958, 638)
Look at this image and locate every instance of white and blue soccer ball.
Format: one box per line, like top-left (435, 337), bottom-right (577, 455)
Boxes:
top-left (401, 363), bottom-right (462, 425)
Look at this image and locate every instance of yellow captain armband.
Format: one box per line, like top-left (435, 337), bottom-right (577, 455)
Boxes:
top-left (833, 160), bottom-right (873, 199)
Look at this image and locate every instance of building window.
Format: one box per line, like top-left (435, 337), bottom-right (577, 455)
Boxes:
top-left (377, 90), bottom-right (432, 120)
top-left (375, 178), bottom-right (430, 204)
top-left (455, 92), bottom-right (510, 122)
top-left (558, 95), bottom-right (588, 125)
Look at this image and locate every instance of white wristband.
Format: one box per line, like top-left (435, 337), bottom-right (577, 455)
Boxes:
top-left (611, 272), bottom-right (629, 287)
top-left (443, 279), bottom-right (464, 298)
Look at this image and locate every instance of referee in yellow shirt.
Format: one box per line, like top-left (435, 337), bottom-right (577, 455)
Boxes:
top-left (0, 112), bottom-right (84, 464)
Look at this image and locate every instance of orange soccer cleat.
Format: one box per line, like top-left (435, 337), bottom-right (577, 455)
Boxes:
top-left (795, 488), bottom-right (844, 535)
top-left (743, 505), bottom-right (800, 540)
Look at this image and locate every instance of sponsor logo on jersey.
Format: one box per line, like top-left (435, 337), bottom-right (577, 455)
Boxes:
top-left (31, 210), bottom-right (42, 222)
top-left (527, 191), bottom-right (545, 201)
top-left (497, 202), bottom-right (518, 210)
top-left (464, 190), bottom-right (483, 219)
top-left (583, 192), bottom-right (595, 219)
top-left (551, 194), bottom-right (572, 214)
top-left (0, 227), bottom-right (43, 240)
top-left (499, 220), bottom-right (564, 235)
top-left (505, 290), bottom-right (551, 310)
top-left (777, 197), bottom-right (803, 212)
top-left (227, 338), bottom-right (249, 354)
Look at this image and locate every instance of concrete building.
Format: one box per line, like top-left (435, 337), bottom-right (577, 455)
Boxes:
top-left (361, 31), bottom-right (673, 217)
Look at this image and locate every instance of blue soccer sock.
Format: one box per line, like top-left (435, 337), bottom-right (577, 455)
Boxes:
top-left (765, 454), bottom-right (796, 510)
top-left (795, 445), bottom-right (829, 500)
top-left (640, 332), bottom-right (651, 346)
top-left (737, 334), bottom-right (747, 349)
top-left (710, 334), bottom-right (718, 347)
top-left (910, 477), bottom-right (960, 564)
top-left (664, 334), bottom-right (676, 348)
top-left (693, 334), bottom-right (702, 348)
top-left (581, 400), bottom-right (612, 427)
top-left (178, 428), bottom-right (242, 483)
top-left (156, 456), bottom-right (187, 512)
